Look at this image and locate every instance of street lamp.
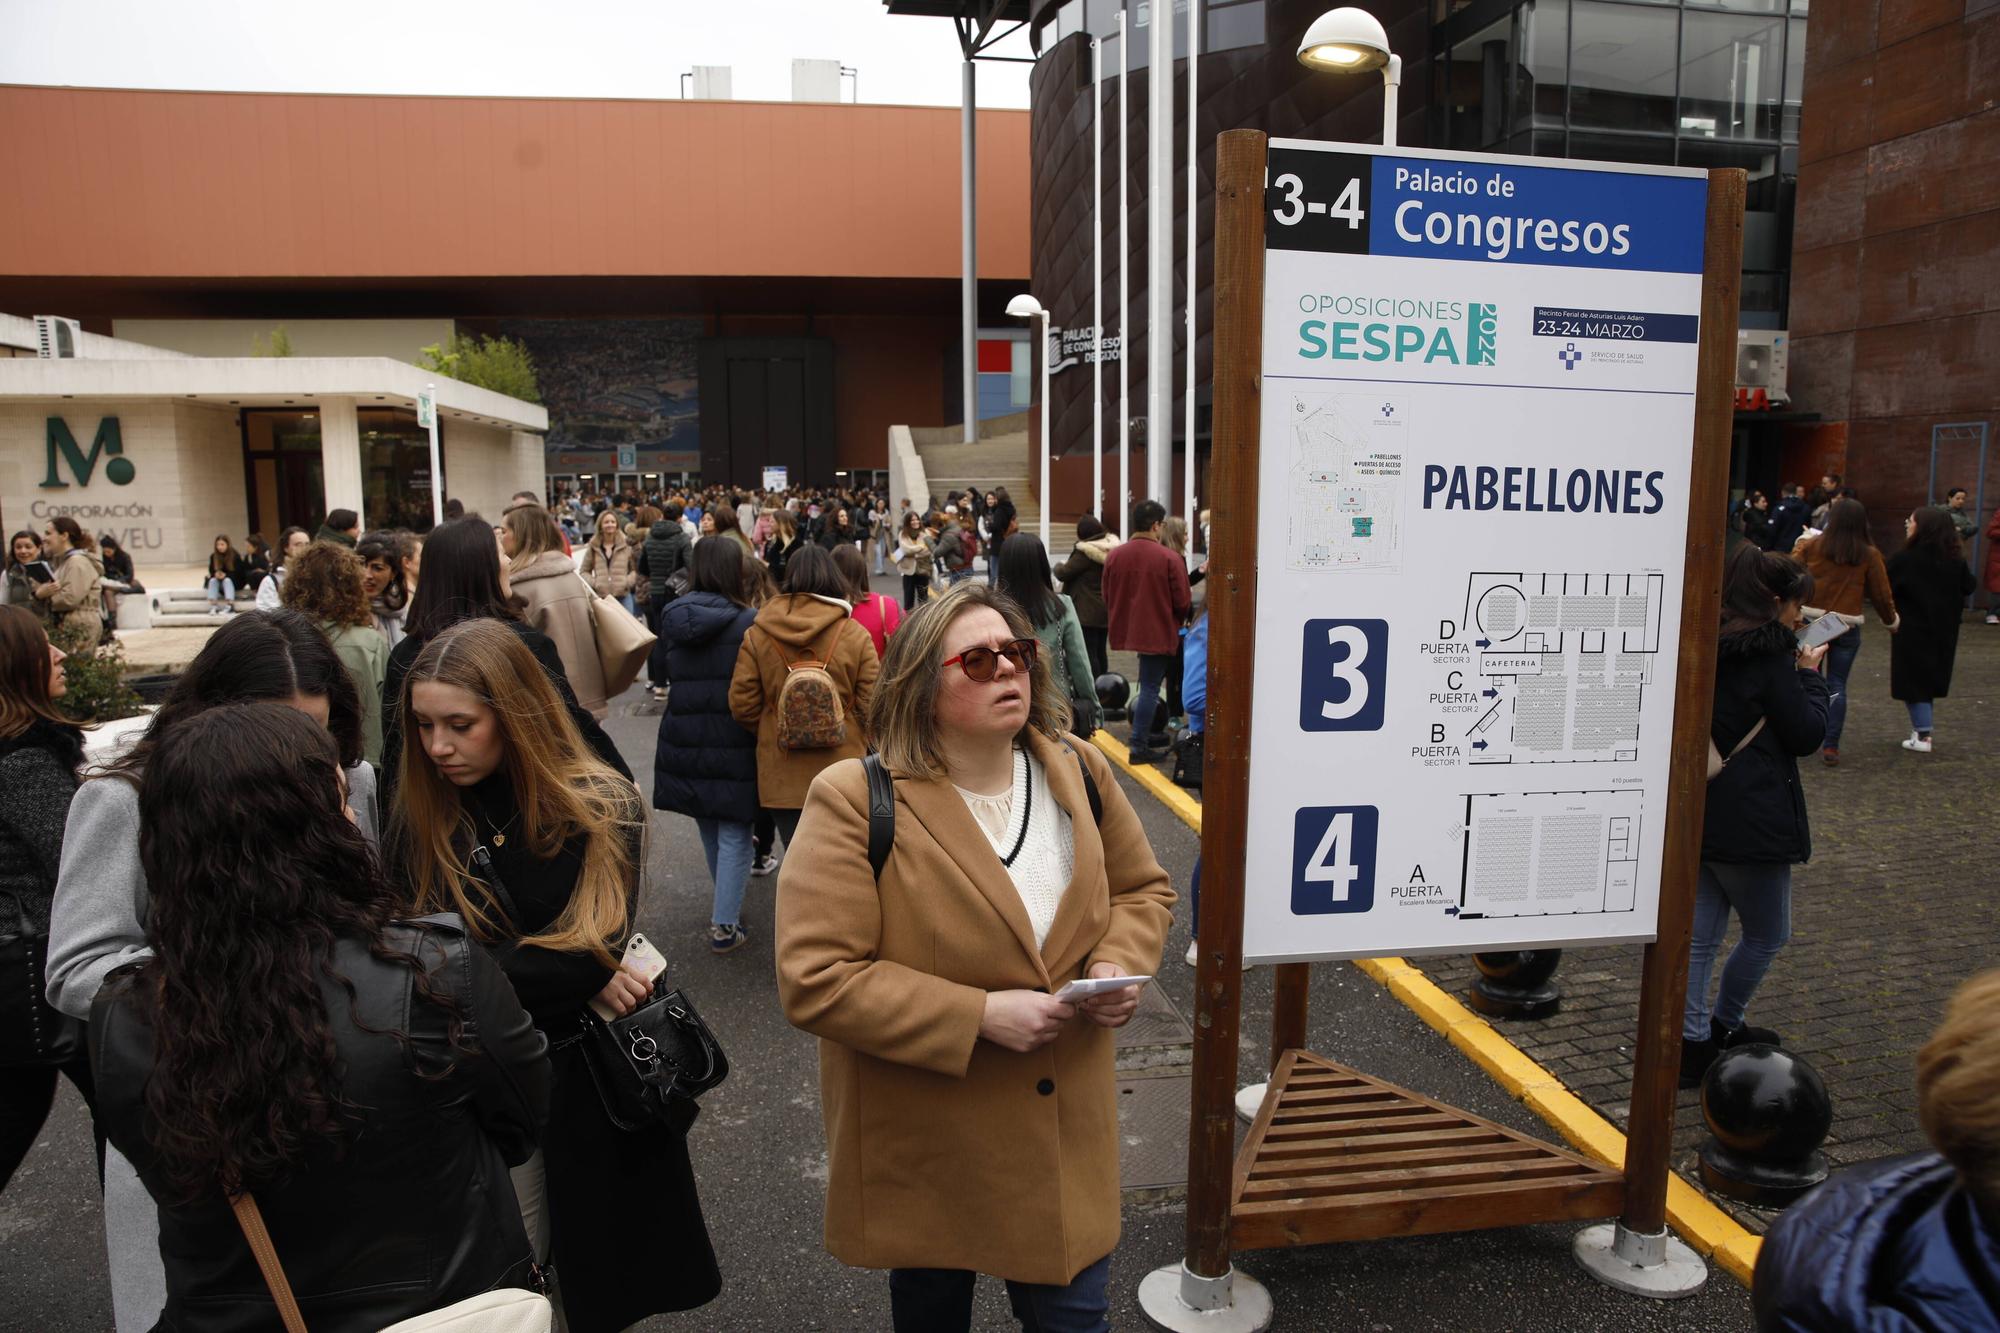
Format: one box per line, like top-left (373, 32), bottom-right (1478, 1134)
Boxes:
top-left (1007, 293), bottom-right (1052, 550)
top-left (1297, 7), bottom-right (1401, 146)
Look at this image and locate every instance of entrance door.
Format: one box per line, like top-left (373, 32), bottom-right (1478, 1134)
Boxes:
top-left (242, 410), bottom-right (327, 538)
top-left (698, 338), bottom-right (834, 489)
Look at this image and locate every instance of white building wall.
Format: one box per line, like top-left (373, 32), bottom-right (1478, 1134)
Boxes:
top-left (0, 399), bottom-right (221, 564)
top-left (172, 402), bottom-right (251, 557)
top-left (443, 419), bottom-right (521, 522)
top-left (111, 319), bottom-right (456, 363)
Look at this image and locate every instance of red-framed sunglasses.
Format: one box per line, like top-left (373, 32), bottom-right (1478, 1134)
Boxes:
top-left (943, 637), bottom-right (1039, 682)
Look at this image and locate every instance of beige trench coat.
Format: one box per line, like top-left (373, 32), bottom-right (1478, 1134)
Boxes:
top-left (507, 549), bottom-right (609, 719)
top-left (775, 730), bottom-right (1175, 1285)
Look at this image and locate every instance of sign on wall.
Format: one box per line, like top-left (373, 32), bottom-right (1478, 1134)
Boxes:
top-left (762, 466), bottom-right (789, 493)
top-left (1241, 142), bottom-right (1709, 964)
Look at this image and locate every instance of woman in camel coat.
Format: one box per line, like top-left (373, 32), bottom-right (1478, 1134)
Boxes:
top-left (502, 504), bottom-right (611, 719)
top-left (775, 581), bottom-right (1174, 1329)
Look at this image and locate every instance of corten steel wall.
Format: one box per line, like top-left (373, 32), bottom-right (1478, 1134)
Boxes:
top-left (1786, 0), bottom-right (2000, 544)
top-left (1029, 0), bottom-right (1431, 525)
top-left (0, 85), bottom-right (1029, 281)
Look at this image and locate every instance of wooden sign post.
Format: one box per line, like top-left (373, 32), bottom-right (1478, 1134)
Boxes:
top-left (1137, 128), bottom-right (1745, 1328)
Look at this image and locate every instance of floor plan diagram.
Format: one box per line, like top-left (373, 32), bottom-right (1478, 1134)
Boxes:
top-left (1458, 789), bottom-right (1642, 919)
top-left (1460, 572), bottom-right (1662, 764)
top-left (1284, 390), bottom-right (1407, 574)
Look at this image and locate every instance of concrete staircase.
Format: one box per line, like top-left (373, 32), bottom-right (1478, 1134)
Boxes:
top-left (907, 413), bottom-right (1078, 556)
top-left (148, 586), bottom-right (254, 628)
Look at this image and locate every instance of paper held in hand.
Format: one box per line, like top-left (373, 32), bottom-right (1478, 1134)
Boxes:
top-left (1053, 974), bottom-right (1152, 1001)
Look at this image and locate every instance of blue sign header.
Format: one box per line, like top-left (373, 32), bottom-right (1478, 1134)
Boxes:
top-left (1267, 146), bottom-right (1707, 276)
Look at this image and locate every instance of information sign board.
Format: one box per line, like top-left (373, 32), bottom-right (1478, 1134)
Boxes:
top-left (762, 466), bottom-right (789, 493)
top-left (1242, 142), bottom-right (1709, 963)
top-left (616, 444), bottom-right (638, 471)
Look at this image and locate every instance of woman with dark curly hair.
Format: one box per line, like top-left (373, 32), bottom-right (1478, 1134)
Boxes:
top-left (282, 541), bottom-right (389, 764)
top-left (44, 610), bottom-right (372, 1331)
top-left (89, 702), bottom-right (551, 1331)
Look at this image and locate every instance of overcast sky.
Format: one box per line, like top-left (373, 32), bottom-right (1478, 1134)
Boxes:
top-left (0, 0), bottom-right (1036, 107)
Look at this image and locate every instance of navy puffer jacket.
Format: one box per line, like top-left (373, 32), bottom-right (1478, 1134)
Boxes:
top-left (1754, 1153), bottom-right (1999, 1331)
top-left (652, 591), bottom-right (759, 825)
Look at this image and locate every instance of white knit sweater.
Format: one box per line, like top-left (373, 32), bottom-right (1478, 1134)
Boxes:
top-left (954, 749), bottom-right (1076, 948)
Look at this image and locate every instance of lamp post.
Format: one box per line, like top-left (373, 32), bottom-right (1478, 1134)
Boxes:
top-left (1007, 293), bottom-right (1052, 550)
top-left (1296, 7), bottom-right (1401, 146)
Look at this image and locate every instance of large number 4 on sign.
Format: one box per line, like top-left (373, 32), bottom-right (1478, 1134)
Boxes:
top-left (1291, 805), bottom-right (1379, 916)
top-left (1299, 619), bottom-right (1388, 731)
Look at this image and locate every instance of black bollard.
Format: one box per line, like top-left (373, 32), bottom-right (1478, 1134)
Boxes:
top-left (1465, 949), bottom-right (1563, 1019)
top-left (1095, 672), bottom-right (1131, 724)
top-left (1698, 1044), bottom-right (1832, 1207)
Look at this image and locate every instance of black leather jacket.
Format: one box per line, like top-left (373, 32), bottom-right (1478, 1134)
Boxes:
top-left (89, 915), bottom-right (550, 1333)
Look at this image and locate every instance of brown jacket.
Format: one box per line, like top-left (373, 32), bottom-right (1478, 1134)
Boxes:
top-left (579, 535), bottom-right (637, 599)
top-left (775, 732), bottom-right (1174, 1284)
top-left (729, 594), bottom-right (879, 809)
top-left (48, 546), bottom-right (104, 652)
top-left (507, 550), bottom-right (610, 719)
top-left (1790, 534), bottom-right (1899, 625)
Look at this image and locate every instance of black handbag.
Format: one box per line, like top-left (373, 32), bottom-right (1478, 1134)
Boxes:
top-left (467, 844), bottom-right (727, 1135)
top-left (1171, 729), bottom-right (1205, 790)
top-left (579, 983), bottom-right (728, 1135)
top-left (0, 934), bottom-right (85, 1068)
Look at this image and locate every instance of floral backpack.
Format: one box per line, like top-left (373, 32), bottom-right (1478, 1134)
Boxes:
top-left (775, 622), bottom-right (847, 750)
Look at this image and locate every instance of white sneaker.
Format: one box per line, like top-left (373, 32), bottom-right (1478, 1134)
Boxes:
top-left (1185, 939), bottom-right (1200, 967)
top-left (1986, 613), bottom-right (1999, 625)
top-left (1901, 732), bottom-right (1933, 753)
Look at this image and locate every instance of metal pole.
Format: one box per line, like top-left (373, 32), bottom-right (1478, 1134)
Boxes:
top-left (1382, 55), bottom-right (1403, 147)
top-left (1118, 6), bottom-right (1131, 539)
top-left (962, 56), bottom-right (979, 445)
top-left (1184, 0), bottom-right (1200, 533)
top-left (1147, 0), bottom-right (1173, 510)
top-left (1092, 36), bottom-right (1104, 521)
top-left (424, 383), bottom-right (443, 529)
top-left (1040, 312), bottom-right (1052, 549)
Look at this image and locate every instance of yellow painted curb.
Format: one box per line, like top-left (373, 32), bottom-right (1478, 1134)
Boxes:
top-left (1093, 736), bottom-right (1763, 1289)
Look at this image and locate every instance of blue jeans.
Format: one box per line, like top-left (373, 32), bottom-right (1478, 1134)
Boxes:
top-left (206, 576), bottom-right (234, 602)
top-left (1907, 700), bottom-right (1933, 732)
top-left (889, 1253), bottom-right (1110, 1333)
top-left (619, 592), bottom-right (637, 616)
top-left (695, 818), bottom-right (754, 929)
top-left (1683, 861), bottom-right (1792, 1041)
top-left (1821, 625), bottom-right (1861, 748)
top-left (1130, 652), bottom-right (1175, 747)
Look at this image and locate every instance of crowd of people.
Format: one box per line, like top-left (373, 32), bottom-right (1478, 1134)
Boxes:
top-left (0, 484), bottom-right (1187, 1332)
top-left (3, 472), bottom-right (1996, 1330)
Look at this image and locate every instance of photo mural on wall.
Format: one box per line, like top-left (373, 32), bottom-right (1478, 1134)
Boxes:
top-left (489, 318), bottom-right (703, 476)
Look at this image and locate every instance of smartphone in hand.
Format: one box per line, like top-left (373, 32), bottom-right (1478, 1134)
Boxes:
top-left (589, 933), bottom-right (668, 1020)
top-left (1796, 612), bottom-right (1850, 649)
top-left (1053, 974), bottom-right (1152, 1001)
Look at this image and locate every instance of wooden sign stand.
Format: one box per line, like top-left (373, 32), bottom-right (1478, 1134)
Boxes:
top-left (1136, 130), bottom-right (1746, 1329)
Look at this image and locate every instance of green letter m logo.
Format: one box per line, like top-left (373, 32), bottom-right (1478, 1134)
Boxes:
top-left (42, 417), bottom-right (135, 488)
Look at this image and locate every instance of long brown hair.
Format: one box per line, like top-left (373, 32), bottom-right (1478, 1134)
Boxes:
top-left (1906, 507), bottom-right (1965, 563)
top-left (502, 505), bottom-right (566, 563)
top-left (395, 619), bottom-right (637, 965)
top-left (0, 604), bottom-right (82, 745)
top-left (1816, 497), bottom-right (1874, 567)
top-left (868, 582), bottom-right (1071, 781)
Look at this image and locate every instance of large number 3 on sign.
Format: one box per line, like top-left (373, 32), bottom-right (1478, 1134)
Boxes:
top-left (1271, 173), bottom-right (1364, 229)
top-left (1299, 618), bottom-right (1387, 731)
top-left (1318, 624), bottom-right (1372, 721)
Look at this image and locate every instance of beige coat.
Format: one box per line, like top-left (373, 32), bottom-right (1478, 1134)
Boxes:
top-left (507, 549), bottom-right (610, 719)
top-left (47, 546), bottom-right (104, 652)
top-left (775, 732), bottom-right (1174, 1284)
top-left (580, 535), bottom-right (637, 599)
top-left (729, 594), bottom-right (879, 809)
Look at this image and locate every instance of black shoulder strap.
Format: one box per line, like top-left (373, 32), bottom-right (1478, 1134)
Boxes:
top-left (864, 745), bottom-right (1102, 882)
top-left (864, 754), bottom-right (896, 880)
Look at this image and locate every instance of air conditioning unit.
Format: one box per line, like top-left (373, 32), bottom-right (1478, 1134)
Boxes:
top-left (1735, 330), bottom-right (1789, 405)
top-left (35, 315), bottom-right (82, 359)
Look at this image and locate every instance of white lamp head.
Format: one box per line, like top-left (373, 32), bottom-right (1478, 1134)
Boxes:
top-left (1297, 7), bottom-right (1392, 73)
top-left (1006, 293), bottom-right (1046, 320)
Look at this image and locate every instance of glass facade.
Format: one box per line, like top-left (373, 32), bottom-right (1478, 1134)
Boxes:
top-left (359, 408), bottom-right (439, 534)
top-left (1431, 0), bottom-right (1804, 324)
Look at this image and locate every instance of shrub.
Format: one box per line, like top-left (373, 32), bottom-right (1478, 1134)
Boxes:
top-left (419, 333), bottom-right (542, 403)
top-left (49, 621), bottom-right (148, 725)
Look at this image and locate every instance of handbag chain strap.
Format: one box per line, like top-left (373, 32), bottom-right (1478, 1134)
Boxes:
top-left (229, 1193), bottom-right (309, 1333)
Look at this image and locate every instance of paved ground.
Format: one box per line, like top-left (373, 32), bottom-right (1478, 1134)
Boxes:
top-left (0, 571), bottom-right (1757, 1330)
top-left (1115, 614), bottom-right (2000, 1238)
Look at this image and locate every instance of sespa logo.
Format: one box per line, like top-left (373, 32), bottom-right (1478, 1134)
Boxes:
top-left (1298, 295), bottom-right (1497, 367)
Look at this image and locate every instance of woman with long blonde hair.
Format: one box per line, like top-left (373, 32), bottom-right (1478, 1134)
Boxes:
top-left (397, 618), bottom-right (719, 1330)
